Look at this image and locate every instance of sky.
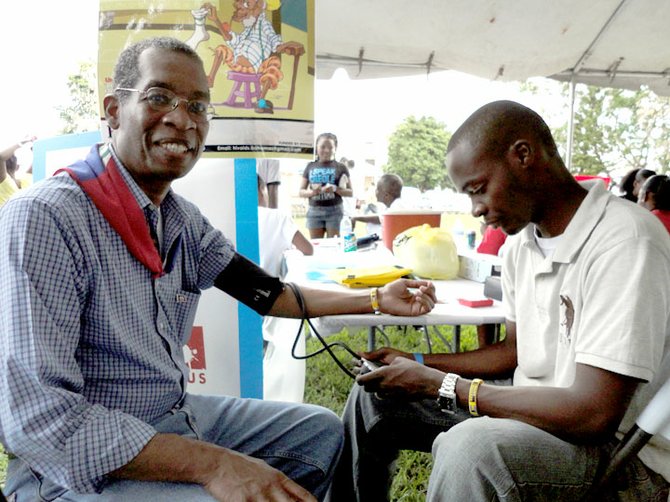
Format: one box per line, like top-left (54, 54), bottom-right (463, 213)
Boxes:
top-left (314, 70), bottom-right (566, 169)
top-left (0, 1), bottom-right (567, 169)
top-left (1, 1), bottom-right (100, 140)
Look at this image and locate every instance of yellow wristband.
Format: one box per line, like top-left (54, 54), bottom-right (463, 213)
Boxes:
top-left (370, 288), bottom-right (381, 314)
top-left (468, 378), bottom-right (484, 417)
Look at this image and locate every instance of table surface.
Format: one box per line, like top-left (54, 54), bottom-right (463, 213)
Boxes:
top-left (284, 242), bottom-right (506, 335)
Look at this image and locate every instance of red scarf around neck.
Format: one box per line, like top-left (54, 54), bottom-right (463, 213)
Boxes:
top-left (56, 144), bottom-right (164, 279)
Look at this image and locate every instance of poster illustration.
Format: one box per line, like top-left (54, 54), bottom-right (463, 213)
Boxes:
top-left (98, 0), bottom-right (314, 158)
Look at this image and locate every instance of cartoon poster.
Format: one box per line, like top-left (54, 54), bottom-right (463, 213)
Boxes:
top-left (98, 0), bottom-right (315, 158)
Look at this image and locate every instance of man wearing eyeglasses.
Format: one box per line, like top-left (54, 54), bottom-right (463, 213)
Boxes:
top-left (0, 37), bottom-right (437, 501)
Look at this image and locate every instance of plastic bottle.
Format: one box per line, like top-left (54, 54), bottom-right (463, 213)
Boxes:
top-left (467, 230), bottom-right (477, 249)
top-left (451, 219), bottom-right (465, 250)
top-left (340, 217), bottom-right (357, 252)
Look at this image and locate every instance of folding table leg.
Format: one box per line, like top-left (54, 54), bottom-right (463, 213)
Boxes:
top-left (427, 326), bottom-right (451, 352)
top-left (421, 326), bottom-right (433, 353)
top-left (367, 326), bottom-right (393, 351)
top-left (453, 325), bottom-right (461, 353)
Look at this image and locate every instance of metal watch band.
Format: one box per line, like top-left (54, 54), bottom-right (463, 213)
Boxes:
top-left (437, 373), bottom-right (460, 414)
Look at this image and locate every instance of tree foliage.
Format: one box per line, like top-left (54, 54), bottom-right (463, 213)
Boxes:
top-left (385, 116), bottom-right (452, 191)
top-left (570, 86), bottom-right (670, 175)
top-left (521, 82), bottom-right (670, 177)
top-left (58, 61), bottom-right (99, 134)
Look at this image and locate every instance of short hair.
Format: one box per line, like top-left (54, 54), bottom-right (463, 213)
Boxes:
top-left (379, 173), bottom-right (403, 198)
top-left (447, 100), bottom-right (559, 160)
top-left (113, 37), bottom-right (203, 102)
top-left (643, 174), bottom-right (670, 210)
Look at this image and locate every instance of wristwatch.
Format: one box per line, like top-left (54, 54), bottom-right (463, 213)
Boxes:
top-left (437, 373), bottom-right (460, 414)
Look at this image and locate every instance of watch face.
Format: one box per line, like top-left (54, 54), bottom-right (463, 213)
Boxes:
top-left (438, 392), bottom-right (457, 413)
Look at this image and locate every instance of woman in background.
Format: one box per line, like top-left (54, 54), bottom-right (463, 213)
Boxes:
top-left (633, 168), bottom-right (657, 200)
top-left (618, 168), bottom-right (639, 202)
top-left (638, 174), bottom-right (670, 234)
top-left (299, 132), bottom-right (353, 238)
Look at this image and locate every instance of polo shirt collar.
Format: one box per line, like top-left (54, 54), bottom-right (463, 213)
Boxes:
top-left (518, 182), bottom-right (610, 264)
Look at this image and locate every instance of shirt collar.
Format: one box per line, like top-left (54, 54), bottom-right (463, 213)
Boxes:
top-left (106, 144), bottom-right (189, 254)
top-left (519, 182), bottom-right (610, 264)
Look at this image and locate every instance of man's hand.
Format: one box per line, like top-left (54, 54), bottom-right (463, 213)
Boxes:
top-left (204, 448), bottom-right (315, 502)
top-left (377, 279), bottom-right (436, 316)
top-left (356, 356), bottom-right (444, 400)
top-left (359, 347), bottom-right (412, 366)
top-left (112, 434), bottom-right (316, 502)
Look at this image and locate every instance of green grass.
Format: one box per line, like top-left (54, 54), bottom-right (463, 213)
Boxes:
top-left (0, 444), bottom-right (6, 488)
top-left (303, 323), bottom-right (481, 501)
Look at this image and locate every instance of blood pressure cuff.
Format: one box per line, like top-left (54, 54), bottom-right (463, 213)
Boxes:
top-left (214, 252), bottom-right (284, 316)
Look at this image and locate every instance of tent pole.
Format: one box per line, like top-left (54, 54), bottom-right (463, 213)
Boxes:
top-left (566, 78), bottom-right (576, 170)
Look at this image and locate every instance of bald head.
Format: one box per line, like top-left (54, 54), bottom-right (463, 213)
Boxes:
top-left (379, 174), bottom-right (403, 197)
top-left (446, 101), bottom-right (585, 238)
top-left (376, 173), bottom-right (403, 206)
top-left (447, 100), bottom-right (560, 161)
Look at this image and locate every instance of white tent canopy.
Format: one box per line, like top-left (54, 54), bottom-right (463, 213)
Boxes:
top-left (316, 0), bottom-right (670, 97)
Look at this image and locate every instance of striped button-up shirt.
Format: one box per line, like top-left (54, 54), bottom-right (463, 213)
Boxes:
top-left (0, 145), bottom-right (235, 492)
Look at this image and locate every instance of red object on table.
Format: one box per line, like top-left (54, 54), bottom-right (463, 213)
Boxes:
top-left (458, 298), bottom-right (494, 308)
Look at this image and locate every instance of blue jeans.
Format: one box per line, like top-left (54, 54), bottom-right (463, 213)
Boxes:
top-left (6, 393), bottom-right (343, 501)
top-left (330, 384), bottom-right (469, 502)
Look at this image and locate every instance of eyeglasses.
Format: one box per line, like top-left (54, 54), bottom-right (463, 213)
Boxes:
top-left (115, 87), bottom-right (216, 122)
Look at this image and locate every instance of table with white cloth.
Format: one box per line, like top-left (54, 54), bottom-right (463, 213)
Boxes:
top-left (283, 240), bottom-right (506, 352)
